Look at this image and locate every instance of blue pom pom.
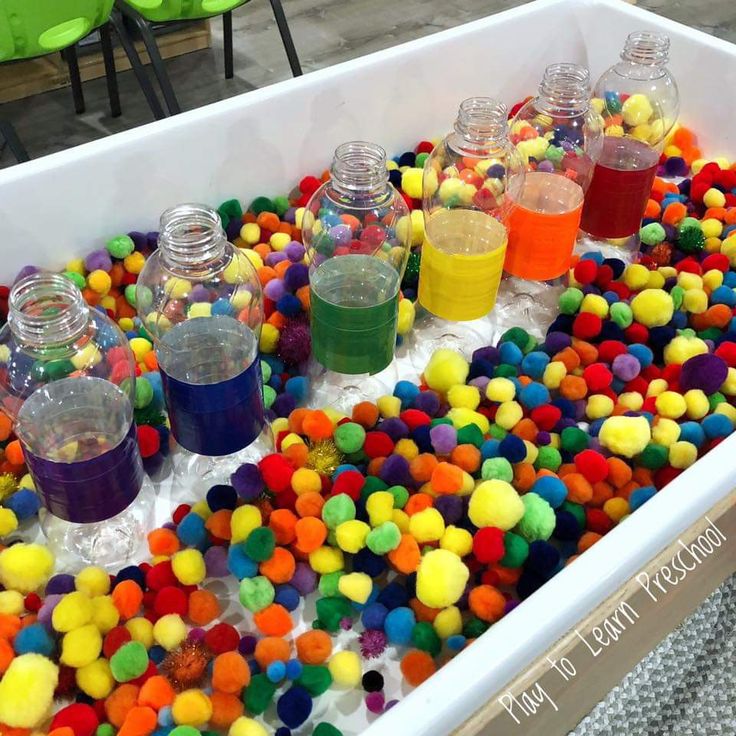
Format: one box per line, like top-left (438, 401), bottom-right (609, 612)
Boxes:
top-left (285, 376), bottom-right (308, 404)
top-left (519, 382), bottom-right (550, 409)
top-left (149, 645), bottom-right (166, 664)
top-left (285, 658), bottom-right (303, 680)
top-left (411, 424), bottom-right (433, 453)
top-left (352, 548), bottom-right (387, 577)
top-left (446, 634), bottom-right (466, 651)
top-left (393, 380), bottom-right (420, 409)
top-left (212, 298), bottom-right (235, 316)
top-left (277, 686), bottom-right (313, 729)
top-left (702, 413), bottom-right (733, 439)
top-left (332, 464), bottom-right (359, 480)
top-left (5, 488), bottom-right (41, 520)
top-left (480, 439), bottom-right (500, 459)
top-left (629, 485), bottom-right (656, 511)
top-left (498, 434), bottom-right (526, 463)
top-left (274, 584), bottom-right (300, 612)
top-left (13, 623), bottom-right (55, 656)
top-left (384, 606), bottom-right (415, 645)
top-left (581, 250), bottom-right (604, 264)
top-left (520, 352), bottom-right (550, 379)
top-left (532, 476), bottom-right (567, 508)
top-left (554, 510), bottom-right (581, 541)
top-left (157, 706), bottom-right (174, 727)
top-left (276, 294), bottom-right (302, 317)
top-left (267, 660), bottom-right (287, 683)
top-left (177, 512), bottom-right (207, 547)
top-left (361, 602), bottom-right (388, 630)
top-left (206, 484), bottom-right (237, 512)
top-left (679, 421), bottom-right (705, 447)
top-left (588, 418), bottom-right (606, 437)
top-left (263, 355), bottom-right (285, 374)
top-left (525, 540), bottom-right (560, 576)
top-left (227, 544), bottom-right (258, 580)
top-left (499, 341), bottom-right (523, 366)
top-left (114, 565), bottom-right (146, 590)
top-left (249, 659), bottom-right (261, 676)
top-left (269, 374), bottom-right (283, 391)
top-left (276, 728), bottom-right (292, 736)
top-left (376, 581), bottom-right (409, 610)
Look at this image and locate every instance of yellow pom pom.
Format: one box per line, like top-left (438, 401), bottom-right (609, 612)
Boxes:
top-left (90, 595), bottom-right (120, 634)
top-left (66, 258), bottom-right (86, 275)
top-left (677, 272), bottom-right (702, 291)
top-left (337, 571), bottom-right (373, 604)
top-left (485, 377), bottom-right (516, 402)
top-left (394, 438), bottom-right (419, 461)
top-left (0, 507), bottom-right (18, 536)
top-left (655, 391), bottom-right (687, 419)
top-left (401, 167), bottom-right (424, 200)
top-left (172, 549), bottom-right (206, 586)
top-left (663, 335), bottom-right (709, 365)
top-left (683, 289), bottom-right (708, 314)
top-left (438, 177), bottom-right (464, 203)
top-left (701, 218), bottom-right (723, 239)
top-left (447, 384), bottom-right (480, 411)
top-left (153, 613), bottom-right (188, 650)
top-left (123, 251), bottom-right (146, 275)
top-left (328, 650), bottom-right (362, 689)
top-left (703, 187), bottom-right (726, 209)
top-left (446, 408), bottom-right (490, 435)
top-left (598, 416), bottom-right (651, 457)
top-left (397, 298), bottom-right (416, 336)
top-left (630, 289), bottom-right (673, 327)
top-left (334, 520), bottom-right (370, 553)
top-left (366, 491), bottom-right (394, 527)
top-left (76, 658), bottom-right (114, 699)
top-left (308, 546), bottom-right (344, 574)
top-left (580, 293), bottom-right (609, 318)
top-left (75, 566), bottom-right (110, 597)
top-left (721, 236), bottom-right (736, 267)
top-left (646, 270), bottom-right (665, 289)
top-left (188, 302), bottom-right (212, 318)
top-left (721, 367), bottom-right (736, 395)
top-left (259, 323), bottom-right (280, 353)
top-left (683, 389), bottom-right (709, 420)
top-left (468, 480), bottom-right (524, 530)
top-left (433, 605), bottom-right (462, 638)
top-left (495, 400), bottom-right (523, 430)
top-left (125, 617), bottom-right (154, 649)
top-left (229, 717), bottom-right (269, 736)
top-left (172, 689), bottom-right (213, 726)
top-left (231, 505), bottom-right (262, 544)
top-left (439, 525), bottom-right (473, 557)
top-left (416, 548), bottom-right (469, 608)
top-left (128, 337), bottom-right (152, 363)
top-left (423, 349), bottom-right (469, 393)
top-left (52, 591), bottom-right (93, 632)
top-left (281, 432), bottom-right (305, 451)
top-left (604, 497), bottom-right (630, 523)
top-left (645, 378), bottom-right (668, 398)
top-left (87, 269), bottom-right (112, 294)
top-left (669, 441), bottom-right (697, 469)
top-left (542, 361), bottom-right (567, 389)
top-left (623, 263), bottom-right (651, 290)
top-left (0, 654), bottom-right (58, 728)
top-left (715, 403), bottom-right (736, 422)
top-left (270, 232), bottom-right (291, 252)
top-left (376, 395), bottom-right (401, 418)
top-left (61, 624), bottom-right (102, 668)
top-left (621, 93), bottom-right (653, 126)
top-left (392, 509), bottom-right (410, 533)
top-left (702, 269), bottom-right (724, 291)
top-left (240, 222), bottom-right (261, 245)
top-left (71, 342), bottom-right (102, 370)
top-left (409, 507), bottom-right (445, 543)
top-left (651, 418), bottom-right (680, 447)
top-left (291, 467), bottom-right (321, 496)
top-left (0, 590), bottom-right (24, 615)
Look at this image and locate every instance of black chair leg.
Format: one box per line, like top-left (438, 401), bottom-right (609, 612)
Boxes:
top-left (109, 10), bottom-right (166, 120)
top-left (0, 120), bottom-right (30, 163)
top-left (99, 21), bottom-right (122, 117)
top-left (268, 0), bottom-right (302, 77)
top-left (64, 44), bottom-right (86, 114)
top-left (223, 10), bottom-right (233, 79)
top-left (117, 1), bottom-right (181, 115)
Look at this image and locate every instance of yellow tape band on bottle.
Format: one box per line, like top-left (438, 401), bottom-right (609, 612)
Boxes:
top-left (418, 210), bottom-right (507, 322)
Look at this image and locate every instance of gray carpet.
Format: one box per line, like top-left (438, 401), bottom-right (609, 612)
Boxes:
top-left (571, 574), bottom-right (736, 735)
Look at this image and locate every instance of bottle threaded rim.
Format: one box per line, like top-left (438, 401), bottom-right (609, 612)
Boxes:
top-left (538, 62), bottom-right (591, 112)
top-left (159, 203), bottom-right (227, 268)
top-left (330, 141), bottom-right (388, 193)
top-left (621, 30), bottom-right (670, 65)
top-left (454, 97), bottom-right (509, 145)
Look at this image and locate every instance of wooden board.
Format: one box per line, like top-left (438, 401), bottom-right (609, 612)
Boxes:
top-left (455, 491), bottom-right (736, 736)
top-left (0, 20), bottom-right (211, 104)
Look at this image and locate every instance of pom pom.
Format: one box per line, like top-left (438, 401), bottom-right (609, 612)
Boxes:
top-left (0, 653), bottom-right (59, 727)
top-left (0, 543), bottom-right (54, 594)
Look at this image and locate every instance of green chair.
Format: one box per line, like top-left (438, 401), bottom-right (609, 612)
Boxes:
top-left (0, 0), bottom-right (121, 118)
top-left (115, 0), bottom-right (303, 116)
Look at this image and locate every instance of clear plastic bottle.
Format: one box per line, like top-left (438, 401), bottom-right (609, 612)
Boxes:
top-left (0, 273), bottom-right (155, 570)
top-left (415, 97), bottom-right (525, 364)
top-left (136, 204), bottom-right (271, 486)
top-left (578, 31), bottom-right (679, 260)
top-left (302, 141), bottom-right (412, 410)
top-left (494, 63), bottom-right (603, 339)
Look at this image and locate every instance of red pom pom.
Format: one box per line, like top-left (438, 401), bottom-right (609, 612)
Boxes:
top-left (472, 527), bottom-right (505, 564)
top-left (258, 454), bottom-right (295, 494)
top-left (715, 341), bottom-right (736, 367)
top-left (204, 622), bottom-right (240, 654)
top-left (702, 253), bottom-right (730, 272)
top-left (641, 396), bottom-right (658, 414)
top-left (130, 659), bottom-right (158, 687)
top-left (137, 425), bottom-right (160, 458)
top-left (597, 340), bottom-right (628, 364)
top-left (481, 568), bottom-right (501, 587)
top-left (154, 586), bottom-right (189, 616)
top-left (55, 665), bottom-right (77, 697)
top-left (299, 176), bottom-right (322, 195)
top-left (51, 703), bottom-right (99, 736)
top-left (573, 259), bottom-right (598, 285)
top-left (572, 312), bottom-right (602, 340)
top-left (586, 508), bottom-right (614, 535)
top-left (654, 465), bottom-right (681, 489)
top-left (530, 404), bottom-right (561, 431)
top-left (24, 592), bottom-right (42, 613)
top-left (593, 264), bottom-right (614, 289)
top-left (363, 431), bottom-right (395, 459)
top-left (399, 409), bottom-right (431, 431)
top-left (624, 323), bottom-right (649, 344)
top-left (272, 487), bottom-right (299, 511)
top-left (331, 469), bottom-right (364, 501)
top-left (102, 626), bottom-right (132, 659)
top-left (641, 364), bottom-right (661, 381)
top-left (623, 376), bottom-right (649, 395)
top-left (675, 258), bottom-right (702, 275)
top-left (606, 281), bottom-right (631, 300)
top-left (574, 449), bottom-right (609, 484)
top-left (582, 363), bottom-right (613, 392)
top-left (415, 141), bottom-right (434, 154)
top-left (172, 504), bottom-right (191, 525)
top-left (146, 561), bottom-right (178, 591)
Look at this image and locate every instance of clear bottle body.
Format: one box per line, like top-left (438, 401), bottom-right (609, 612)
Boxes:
top-left (303, 142), bottom-right (411, 410)
top-left (578, 31), bottom-right (680, 259)
top-left (495, 64), bottom-right (602, 339)
top-left (0, 273), bottom-right (154, 570)
top-left (136, 204), bottom-right (270, 486)
top-left (414, 97), bottom-right (524, 362)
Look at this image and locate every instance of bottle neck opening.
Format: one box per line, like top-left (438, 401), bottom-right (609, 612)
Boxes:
top-left (9, 273), bottom-right (89, 349)
top-left (330, 141), bottom-right (389, 196)
top-left (158, 204), bottom-right (227, 271)
top-left (453, 97), bottom-right (509, 148)
top-left (537, 62), bottom-right (591, 114)
top-left (621, 31), bottom-right (670, 66)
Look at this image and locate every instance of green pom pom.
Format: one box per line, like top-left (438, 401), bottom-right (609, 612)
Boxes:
top-left (218, 199), bottom-right (243, 224)
top-left (559, 287), bottom-right (584, 315)
top-left (134, 379), bottom-right (153, 409)
top-left (708, 392), bottom-right (726, 409)
top-left (463, 616), bottom-right (489, 638)
top-left (456, 422), bottom-right (484, 447)
top-left (334, 422), bottom-right (366, 454)
top-left (322, 494), bottom-right (356, 529)
top-left (96, 725), bottom-right (115, 736)
top-left (317, 572), bottom-right (344, 599)
top-left (560, 426), bottom-right (589, 454)
top-left (560, 501), bottom-right (585, 529)
top-left (534, 445), bottom-right (562, 471)
top-left (678, 227), bottom-right (705, 253)
top-left (273, 195), bottom-right (290, 217)
top-left (366, 521), bottom-right (401, 555)
top-left (411, 621), bottom-right (441, 656)
top-left (430, 417), bottom-right (453, 427)
top-left (670, 285), bottom-right (684, 310)
top-left (296, 665), bottom-right (333, 696)
top-left (638, 443), bottom-right (668, 470)
top-left (500, 327), bottom-right (529, 350)
top-left (610, 301), bottom-right (633, 328)
top-left (516, 492), bottom-right (555, 541)
top-left (359, 476), bottom-right (388, 502)
top-left (243, 527), bottom-right (275, 562)
top-left (494, 363), bottom-right (517, 378)
top-left (315, 596), bottom-right (352, 631)
top-left (639, 222), bottom-right (666, 246)
top-left (481, 457), bottom-right (513, 482)
top-left (63, 271), bottom-right (86, 289)
top-left (488, 424), bottom-right (507, 440)
top-left (106, 235), bottom-right (135, 259)
top-left (313, 724), bottom-right (343, 736)
top-left (244, 674), bottom-right (277, 715)
top-left (250, 196), bottom-right (275, 215)
top-left (386, 484), bottom-right (409, 509)
top-left (403, 251), bottom-right (421, 288)
top-left (697, 327), bottom-right (722, 341)
top-left (415, 152), bottom-right (430, 168)
top-left (500, 531), bottom-right (529, 567)
top-left (109, 641), bottom-right (148, 682)
top-left (260, 360), bottom-right (272, 384)
top-left (263, 384), bottom-right (277, 409)
top-left (677, 216), bottom-right (701, 232)
top-left (239, 575), bottom-right (275, 612)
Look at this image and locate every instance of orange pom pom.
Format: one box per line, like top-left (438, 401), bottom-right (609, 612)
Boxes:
top-left (209, 691), bottom-right (244, 729)
top-left (112, 580), bottom-right (144, 620)
top-left (351, 401), bottom-right (379, 429)
top-left (187, 590), bottom-right (220, 627)
top-left (294, 492), bottom-right (325, 519)
top-left (400, 650), bottom-right (436, 687)
top-left (253, 604), bottom-right (293, 637)
top-left (105, 684), bottom-right (140, 728)
top-left (259, 547), bottom-right (295, 584)
top-left (606, 457), bottom-right (632, 489)
top-left (268, 509), bottom-right (298, 545)
top-left (288, 408), bottom-right (310, 434)
top-left (294, 517), bottom-right (327, 553)
top-left (212, 651), bottom-right (251, 694)
top-left (409, 453), bottom-right (438, 483)
top-left (513, 462), bottom-right (536, 492)
top-left (430, 462), bottom-right (463, 495)
top-left (468, 585), bottom-right (505, 622)
top-left (387, 534), bottom-right (421, 574)
top-left (137, 675), bottom-right (175, 710)
top-left (117, 705), bottom-right (157, 736)
top-left (205, 510), bottom-right (233, 541)
top-left (449, 444), bottom-right (480, 473)
top-left (0, 638), bottom-right (14, 675)
top-left (295, 630), bottom-right (332, 665)
top-left (404, 494), bottom-right (433, 516)
top-left (409, 598), bottom-right (441, 623)
top-left (563, 473), bottom-right (593, 504)
top-left (578, 531), bottom-right (602, 553)
top-left (254, 637), bottom-right (291, 669)
top-left (302, 411), bottom-right (333, 441)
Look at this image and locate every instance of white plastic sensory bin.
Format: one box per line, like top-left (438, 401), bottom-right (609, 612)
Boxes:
top-left (0, 0), bottom-right (735, 734)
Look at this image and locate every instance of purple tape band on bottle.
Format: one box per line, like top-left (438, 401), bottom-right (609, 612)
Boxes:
top-left (24, 422), bottom-right (144, 524)
top-left (160, 358), bottom-right (264, 456)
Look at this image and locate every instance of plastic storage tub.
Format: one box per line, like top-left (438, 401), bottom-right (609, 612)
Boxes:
top-left (0, 1), bottom-right (735, 734)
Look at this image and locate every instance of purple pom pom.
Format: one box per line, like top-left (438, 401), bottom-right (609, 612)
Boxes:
top-left (430, 423), bottom-right (457, 455)
top-left (379, 454), bottom-right (411, 486)
top-left (231, 463), bottom-right (263, 500)
top-left (277, 319), bottom-right (311, 366)
top-left (283, 263), bottom-right (309, 292)
top-left (680, 353), bottom-right (728, 395)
